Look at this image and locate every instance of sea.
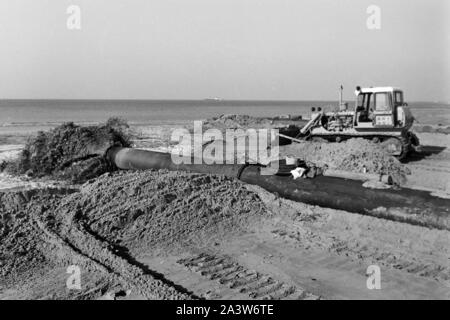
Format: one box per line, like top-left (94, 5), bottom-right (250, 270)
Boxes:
top-left (0, 99), bottom-right (449, 135)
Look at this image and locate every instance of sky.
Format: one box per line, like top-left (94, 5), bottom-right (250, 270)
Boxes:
top-left (0, 0), bottom-right (448, 101)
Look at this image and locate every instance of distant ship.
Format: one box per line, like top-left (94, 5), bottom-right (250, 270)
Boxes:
top-left (203, 97), bottom-right (224, 102)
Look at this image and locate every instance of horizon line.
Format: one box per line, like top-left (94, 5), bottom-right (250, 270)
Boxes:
top-left (0, 98), bottom-right (448, 104)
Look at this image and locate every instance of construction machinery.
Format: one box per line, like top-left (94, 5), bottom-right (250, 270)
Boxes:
top-left (295, 86), bottom-right (421, 159)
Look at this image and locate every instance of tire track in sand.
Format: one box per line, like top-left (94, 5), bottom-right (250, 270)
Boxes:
top-left (31, 203), bottom-right (197, 300)
top-left (177, 253), bottom-right (320, 300)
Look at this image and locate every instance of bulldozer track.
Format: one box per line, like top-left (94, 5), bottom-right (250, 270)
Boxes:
top-left (30, 205), bottom-right (197, 300)
top-left (271, 227), bottom-right (450, 285)
top-left (177, 253), bottom-right (320, 300)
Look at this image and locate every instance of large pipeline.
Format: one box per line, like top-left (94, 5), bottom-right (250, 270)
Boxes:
top-left (106, 147), bottom-right (450, 230)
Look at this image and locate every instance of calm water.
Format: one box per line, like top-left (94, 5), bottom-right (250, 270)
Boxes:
top-left (0, 99), bottom-right (449, 134)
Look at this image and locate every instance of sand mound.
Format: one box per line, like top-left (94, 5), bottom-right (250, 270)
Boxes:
top-left (0, 191), bottom-right (45, 280)
top-left (0, 188), bottom-right (75, 284)
top-left (280, 139), bottom-right (410, 185)
top-left (69, 170), bottom-right (266, 253)
top-left (203, 114), bottom-right (274, 130)
top-left (2, 119), bottom-right (132, 183)
top-left (0, 170), bottom-right (267, 298)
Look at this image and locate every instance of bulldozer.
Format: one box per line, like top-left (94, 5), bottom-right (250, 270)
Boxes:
top-left (294, 86), bottom-right (421, 159)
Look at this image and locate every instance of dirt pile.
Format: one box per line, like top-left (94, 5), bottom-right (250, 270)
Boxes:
top-left (69, 170), bottom-right (267, 253)
top-left (2, 118), bottom-right (132, 183)
top-left (0, 188), bottom-right (129, 300)
top-left (0, 188), bottom-right (77, 290)
top-left (0, 170), bottom-right (267, 299)
top-left (279, 139), bottom-right (410, 185)
top-left (203, 114), bottom-right (274, 130)
top-left (0, 191), bottom-right (46, 280)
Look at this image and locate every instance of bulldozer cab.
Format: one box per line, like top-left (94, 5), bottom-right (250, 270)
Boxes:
top-left (354, 87), bottom-right (405, 129)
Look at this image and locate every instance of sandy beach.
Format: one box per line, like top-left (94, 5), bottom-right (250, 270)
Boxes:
top-left (1, 113), bottom-right (449, 300)
top-left (1, 0), bottom-right (449, 307)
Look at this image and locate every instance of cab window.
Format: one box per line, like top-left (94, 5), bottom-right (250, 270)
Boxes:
top-left (357, 93), bottom-right (372, 110)
top-left (394, 91), bottom-right (403, 105)
top-left (357, 94), bottom-right (364, 108)
top-left (374, 92), bottom-right (390, 111)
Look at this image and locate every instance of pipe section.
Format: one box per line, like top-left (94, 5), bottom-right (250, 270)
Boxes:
top-left (107, 147), bottom-right (450, 230)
